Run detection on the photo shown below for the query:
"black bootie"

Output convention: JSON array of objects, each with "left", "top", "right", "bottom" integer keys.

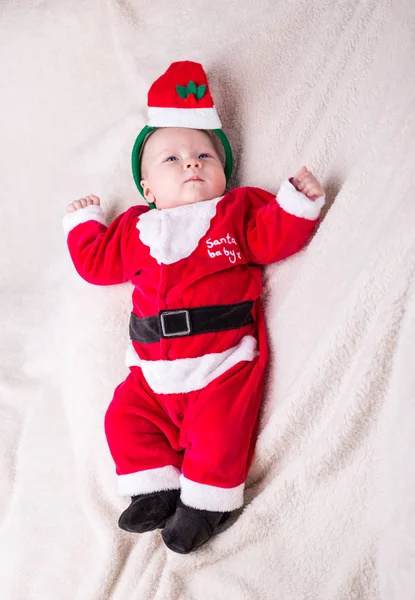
[
  {"left": 118, "top": 489, "right": 180, "bottom": 533},
  {"left": 161, "top": 499, "right": 230, "bottom": 553}
]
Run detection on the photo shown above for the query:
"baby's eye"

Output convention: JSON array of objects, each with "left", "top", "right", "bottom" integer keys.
[
  {"left": 165, "top": 156, "right": 177, "bottom": 162},
  {"left": 198, "top": 153, "right": 210, "bottom": 159}
]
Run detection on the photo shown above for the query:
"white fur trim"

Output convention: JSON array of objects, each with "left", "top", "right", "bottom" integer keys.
[
  {"left": 136, "top": 196, "right": 223, "bottom": 264},
  {"left": 62, "top": 205, "right": 107, "bottom": 236},
  {"left": 147, "top": 106, "right": 222, "bottom": 129},
  {"left": 180, "top": 475, "right": 245, "bottom": 511},
  {"left": 276, "top": 179, "right": 325, "bottom": 220},
  {"left": 118, "top": 465, "right": 181, "bottom": 497},
  {"left": 126, "top": 335, "right": 258, "bottom": 394}
]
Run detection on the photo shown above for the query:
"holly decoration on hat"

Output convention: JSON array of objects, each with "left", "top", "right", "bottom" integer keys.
[{"left": 176, "top": 81, "right": 207, "bottom": 107}]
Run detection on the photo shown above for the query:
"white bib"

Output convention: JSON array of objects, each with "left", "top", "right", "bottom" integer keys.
[{"left": 136, "top": 196, "right": 223, "bottom": 264}]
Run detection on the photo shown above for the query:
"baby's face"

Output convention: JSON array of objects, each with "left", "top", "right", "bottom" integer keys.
[{"left": 140, "top": 128, "right": 227, "bottom": 209}]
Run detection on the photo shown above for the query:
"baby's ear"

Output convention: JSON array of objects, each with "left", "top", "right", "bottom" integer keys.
[
  {"left": 140, "top": 179, "right": 149, "bottom": 196},
  {"left": 140, "top": 180, "right": 156, "bottom": 205}
]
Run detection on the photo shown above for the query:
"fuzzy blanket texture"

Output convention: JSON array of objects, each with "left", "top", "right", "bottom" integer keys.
[{"left": 0, "top": 1, "right": 414, "bottom": 598}]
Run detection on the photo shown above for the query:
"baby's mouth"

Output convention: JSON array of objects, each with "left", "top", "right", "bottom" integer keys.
[{"left": 185, "top": 176, "right": 204, "bottom": 183}]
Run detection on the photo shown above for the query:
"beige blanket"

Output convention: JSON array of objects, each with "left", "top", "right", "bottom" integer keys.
[{"left": 1, "top": 0, "right": 414, "bottom": 598}]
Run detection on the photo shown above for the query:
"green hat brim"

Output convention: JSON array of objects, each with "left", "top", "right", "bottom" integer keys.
[{"left": 131, "top": 126, "right": 234, "bottom": 209}]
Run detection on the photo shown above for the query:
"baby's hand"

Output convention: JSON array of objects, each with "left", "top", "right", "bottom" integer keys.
[
  {"left": 66, "top": 194, "right": 100, "bottom": 213},
  {"left": 290, "top": 167, "right": 324, "bottom": 200}
]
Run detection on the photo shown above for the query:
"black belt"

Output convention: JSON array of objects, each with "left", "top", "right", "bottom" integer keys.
[{"left": 129, "top": 301, "right": 254, "bottom": 343}]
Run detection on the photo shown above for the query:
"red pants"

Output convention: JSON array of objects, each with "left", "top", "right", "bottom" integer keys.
[{"left": 104, "top": 355, "right": 265, "bottom": 511}]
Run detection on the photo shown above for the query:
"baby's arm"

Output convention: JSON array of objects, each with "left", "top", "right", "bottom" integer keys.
[
  {"left": 62, "top": 194, "right": 139, "bottom": 286},
  {"left": 241, "top": 167, "right": 325, "bottom": 265}
]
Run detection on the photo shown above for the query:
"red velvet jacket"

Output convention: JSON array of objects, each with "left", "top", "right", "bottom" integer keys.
[{"left": 63, "top": 181, "right": 324, "bottom": 380}]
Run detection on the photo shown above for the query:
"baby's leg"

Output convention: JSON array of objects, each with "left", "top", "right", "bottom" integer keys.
[
  {"left": 162, "top": 354, "right": 266, "bottom": 552},
  {"left": 105, "top": 367, "right": 183, "bottom": 532}
]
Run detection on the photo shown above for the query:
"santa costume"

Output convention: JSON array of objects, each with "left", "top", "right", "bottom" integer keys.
[{"left": 62, "top": 61, "right": 325, "bottom": 553}]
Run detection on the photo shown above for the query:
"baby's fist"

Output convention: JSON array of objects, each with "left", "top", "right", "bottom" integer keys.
[
  {"left": 66, "top": 194, "right": 100, "bottom": 213},
  {"left": 291, "top": 167, "right": 324, "bottom": 200}
]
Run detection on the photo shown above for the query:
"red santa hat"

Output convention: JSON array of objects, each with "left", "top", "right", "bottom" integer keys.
[{"left": 131, "top": 61, "right": 233, "bottom": 205}]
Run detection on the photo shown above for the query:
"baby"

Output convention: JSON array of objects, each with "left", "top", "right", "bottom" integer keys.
[{"left": 63, "top": 61, "right": 325, "bottom": 554}]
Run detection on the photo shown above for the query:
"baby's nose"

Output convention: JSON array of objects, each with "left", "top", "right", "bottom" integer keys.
[{"left": 185, "top": 158, "right": 201, "bottom": 169}]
